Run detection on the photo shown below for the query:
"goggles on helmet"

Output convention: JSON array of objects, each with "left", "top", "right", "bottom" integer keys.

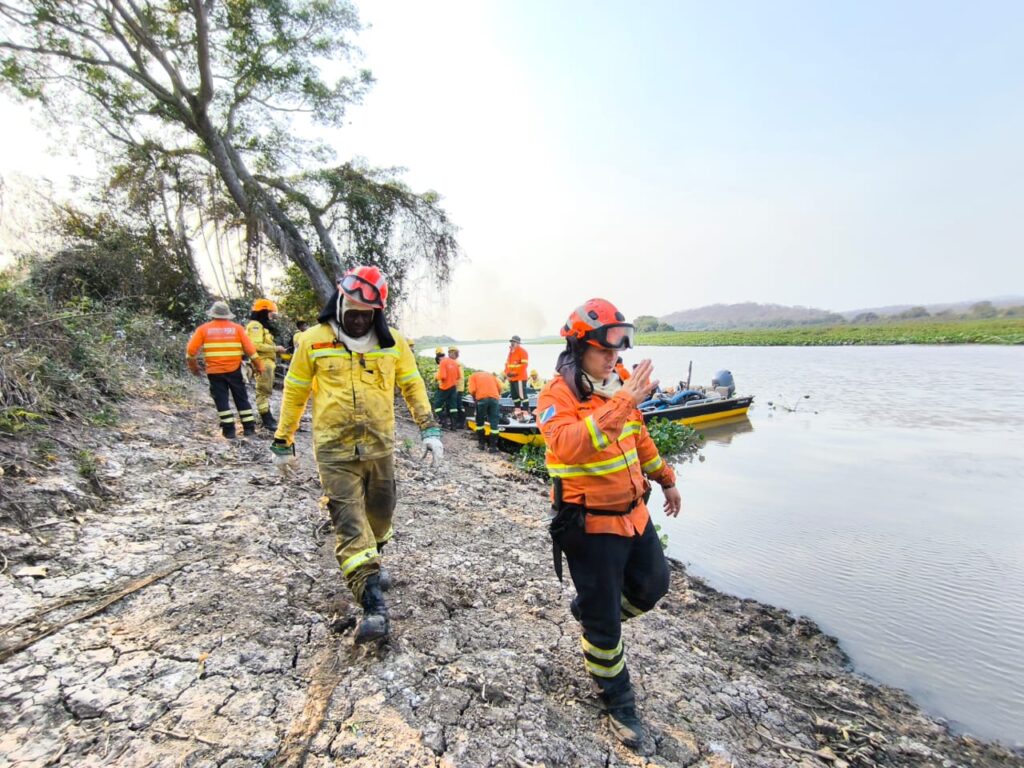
[
  {"left": 583, "top": 323, "right": 634, "bottom": 350},
  {"left": 339, "top": 274, "right": 383, "bottom": 308}
]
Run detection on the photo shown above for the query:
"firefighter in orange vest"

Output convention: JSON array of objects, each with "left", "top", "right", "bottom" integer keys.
[
  {"left": 537, "top": 298, "right": 681, "bottom": 750},
  {"left": 505, "top": 334, "right": 529, "bottom": 409},
  {"left": 433, "top": 347, "right": 462, "bottom": 429},
  {"left": 467, "top": 369, "right": 503, "bottom": 451},
  {"left": 186, "top": 301, "right": 264, "bottom": 438}
]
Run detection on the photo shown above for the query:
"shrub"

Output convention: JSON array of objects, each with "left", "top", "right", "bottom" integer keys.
[
  {"left": 513, "top": 442, "right": 548, "bottom": 478},
  {"left": 646, "top": 417, "right": 703, "bottom": 458}
]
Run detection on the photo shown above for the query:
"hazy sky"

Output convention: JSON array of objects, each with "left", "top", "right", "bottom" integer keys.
[{"left": 3, "top": 1, "right": 1024, "bottom": 338}]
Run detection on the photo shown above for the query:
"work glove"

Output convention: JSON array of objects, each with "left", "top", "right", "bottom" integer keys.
[
  {"left": 270, "top": 439, "right": 296, "bottom": 476},
  {"left": 421, "top": 426, "right": 444, "bottom": 466}
]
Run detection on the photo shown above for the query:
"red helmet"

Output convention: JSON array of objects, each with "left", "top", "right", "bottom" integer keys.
[
  {"left": 338, "top": 265, "right": 388, "bottom": 309},
  {"left": 560, "top": 298, "right": 634, "bottom": 350}
]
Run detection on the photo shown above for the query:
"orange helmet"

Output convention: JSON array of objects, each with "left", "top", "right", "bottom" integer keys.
[
  {"left": 252, "top": 298, "right": 278, "bottom": 312},
  {"left": 560, "top": 298, "right": 634, "bottom": 350},
  {"left": 339, "top": 265, "right": 388, "bottom": 309}
]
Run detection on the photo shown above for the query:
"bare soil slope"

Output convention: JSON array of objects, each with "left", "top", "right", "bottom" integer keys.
[{"left": 1, "top": 381, "right": 1021, "bottom": 767}]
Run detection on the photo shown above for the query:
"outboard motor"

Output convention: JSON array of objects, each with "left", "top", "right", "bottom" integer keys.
[{"left": 712, "top": 370, "right": 735, "bottom": 398}]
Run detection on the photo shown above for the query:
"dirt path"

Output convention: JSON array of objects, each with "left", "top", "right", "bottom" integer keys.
[{"left": 1, "top": 381, "right": 1021, "bottom": 768}]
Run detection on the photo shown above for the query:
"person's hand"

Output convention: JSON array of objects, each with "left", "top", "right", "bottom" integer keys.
[
  {"left": 276, "top": 345, "right": 287, "bottom": 354},
  {"left": 253, "top": 360, "right": 265, "bottom": 375},
  {"left": 621, "top": 359, "right": 659, "bottom": 406},
  {"left": 421, "top": 426, "right": 444, "bottom": 466},
  {"left": 662, "top": 485, "right": 682, "bottom": 517},
  {"left": 270, "top": 439, "right": 296, "bottom": 476}
]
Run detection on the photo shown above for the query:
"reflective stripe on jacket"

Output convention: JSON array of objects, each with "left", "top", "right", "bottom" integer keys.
[
  {"left": 537, "top": 375, "right": 676, "bottom": 537},
  {"left": 505, "top": 346, "right": 529, "bottom": 382},
  {"left": 467, "top": 371, "right": 501, "bottom": 401},
  {"left": 246, "top": 320, "right": 277, "bottom": 362},
  {"left": 274, "top": 323, "right": 434, "bottom": 461},
  {"left": 186, "top": 320, "right": 258, "bottom": 375}
]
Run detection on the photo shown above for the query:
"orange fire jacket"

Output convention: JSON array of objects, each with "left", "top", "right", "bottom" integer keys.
[
  {"left": 468, "top": 371, "right": 502, "bottom": 401},
  {"left": 435, "top": 356, "right": 461, "bottom": 390},
  {"left": 615, "top": 363, "right": 631, "bottom": 381},
  {"left": 186, "top": 320, "right": 262, "bottom": 375},
  {"left": 505, "top": 346, "right": 529, "bottom": 382},
  {"left": 537, "top": 376, "right": 676, "bottom": 537}
]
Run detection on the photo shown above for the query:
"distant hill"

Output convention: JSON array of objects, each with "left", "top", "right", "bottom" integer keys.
[
  {"left": 659, "top": 302, "right": 845, "bottom": 331},
  {"left": 415, "top": 335, "right": 459, "bottom": 348},
  {"left": 840, "top": 296, "right": 1024, "bottom": 320}
]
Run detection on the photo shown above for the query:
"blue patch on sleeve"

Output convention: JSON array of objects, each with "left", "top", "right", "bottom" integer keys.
[{"left": 538, "top": 405, "right": 556, "bottom": 425}]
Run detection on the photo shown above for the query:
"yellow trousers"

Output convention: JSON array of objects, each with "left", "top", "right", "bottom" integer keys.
[
  {"left": 318, "top": 454, "right": 396, "bottom": 600},
  {"left": 254, "top": 360, "right": 276, "bottom": 414}
]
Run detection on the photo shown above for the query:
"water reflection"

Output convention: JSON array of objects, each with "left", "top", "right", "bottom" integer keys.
[{"left": 697, "top": 415, "right": 755, "bottom": 446}]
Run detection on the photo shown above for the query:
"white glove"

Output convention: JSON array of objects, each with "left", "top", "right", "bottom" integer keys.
[
  {"left": 270, "top": 441, "right": 297, "bottom": 476},
  {"left": 423, "top": 437, "right": 444, "bottom": 465}
]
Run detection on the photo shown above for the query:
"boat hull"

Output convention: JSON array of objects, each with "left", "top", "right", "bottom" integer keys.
[{"left": 462, "top": 394, "right": 754, "bottom": 447}]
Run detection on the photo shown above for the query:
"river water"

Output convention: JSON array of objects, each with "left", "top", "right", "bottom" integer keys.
[{"left": 444, "top": 342, "right": 1024, "bottom": 746}]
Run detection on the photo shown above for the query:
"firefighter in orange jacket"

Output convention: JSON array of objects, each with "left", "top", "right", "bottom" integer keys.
[
  {"left": 615, "top": 356, "right": 631, "bottom": 382},
  {"left": 536, "top": 298, "right": 681, "bottom": 750},
  {"left": 504, "top": 335, "right": 529, "bottom": 409},
  {"left": 186, "top": 301, "right": 264, "bottom": 438},
  {"left": 467, "top": 370, "right": 503, "bottom": 451},
  {"left": 433, "top": 347, "right": 462, "bottom": 429}
]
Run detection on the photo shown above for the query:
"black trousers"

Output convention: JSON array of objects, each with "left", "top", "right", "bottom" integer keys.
[
  {"left": 208, "top": 368, "right": 256, "bottom": 430},
  {"left": 560, "top": 517, "right": 669, "bottom": 686},
  {"left": 510, "top": 379, "right": 528, "bottom": 407}
]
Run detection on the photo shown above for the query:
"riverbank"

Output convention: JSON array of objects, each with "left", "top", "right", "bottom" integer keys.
[
  {"left": 634, "top": 317, "right": 1024, "bottom": 346},
  {"left": 1, "top": 381, "right": 1021, "bottom": 767}
]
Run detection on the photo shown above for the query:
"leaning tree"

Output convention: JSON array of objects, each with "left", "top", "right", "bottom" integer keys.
[{"left": 0, "top": 0, "right": 458, "bottom": 307}]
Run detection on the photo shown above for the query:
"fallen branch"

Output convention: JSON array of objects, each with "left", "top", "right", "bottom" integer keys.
[
  {"left": 755, "top": 726, "right": 834, "bottom": 762},
  {"left": 0, "top": 554, "right": 208, "bottom": 662},
  {"left": 0, "top": 550, "right": 7, "bottom": 575}
]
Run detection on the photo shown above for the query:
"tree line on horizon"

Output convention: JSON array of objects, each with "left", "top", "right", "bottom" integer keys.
[{"left": 636, "top": 300, "right": 1024, "bottom": 333}]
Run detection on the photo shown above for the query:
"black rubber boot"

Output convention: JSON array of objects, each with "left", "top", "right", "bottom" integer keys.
[
  {"left": 354, "top": 574, "right": 389, "bottom": 644},
  {"left": 477, "top": 429, "right": 488, "bottom": 450},
  {"left": 221, "top": 423, "right": 237, "bottom": 439},
  {"left": 488, "top": 433, "right": 501, "bottom": 453},
  {"left": 598, "top": 674, "right": 644, "bottom": 749},
  {"left": 242, "top": 421, "right": 256, "bottom": 437},
  {"left": 570, "top": 595, "right": 581, "bottom": 622},
  {"left": 260, "top": 410, "right": 278, "bottom": 431}
]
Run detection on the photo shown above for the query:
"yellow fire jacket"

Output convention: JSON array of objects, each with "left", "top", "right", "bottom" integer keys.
[
  {"left": 274, "top": 323, "right": 434, "bottom": 461},
  {"left": 246, "top": 320, "right": 278, "bottom": 362}
]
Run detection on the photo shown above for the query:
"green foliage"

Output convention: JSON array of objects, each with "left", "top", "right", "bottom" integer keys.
[
  {"left": 513, "top": 443, "right": 548, "bottom": 478},
  {"left": 970, "top": 301, "right": 998, "bottom": 319},
  {"left": 275, "top": 263, "right": 323, "bottom": 324},
  {"left": 633, "top": 315, "right": 674, "bottom": 332},
  {"left": 29, "top": 208, "right": 208, "bottom": 327},
  {"left": 637, "top": 317, "right": 1024, "bottom": 346},
  {"left": 0, "top": 274, "right": 188, "bottom": 434},
  {"left": 0, "top": 0, "right": 459, "bottom": 311},
  {"left": 646, "top": 418, "right": 703, "bottom": 458},
  {"left": 654, "top": 523, "right": 669, "bottom": 550},
  {"left": 74, "top": 449, "right": 98, "bottom": 481}
]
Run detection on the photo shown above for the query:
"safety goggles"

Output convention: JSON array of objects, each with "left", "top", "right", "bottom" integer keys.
[
  {"left": 584, "top": 323, "right": 634, "bottom": 350},
  {"left": 339, "top": 274, "right": 384, "bottom": 308}
]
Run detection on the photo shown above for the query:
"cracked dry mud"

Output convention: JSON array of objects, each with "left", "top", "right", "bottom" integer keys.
[{"left": 1, "top": 381, "right": 1022, "bottom": 768}]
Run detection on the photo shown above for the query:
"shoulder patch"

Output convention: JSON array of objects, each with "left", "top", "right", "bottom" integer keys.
[
  {"left": 538, "top": 405, "right": 556, "bottom": 425},
  {"left": 310, "top": 341, "right": 343, "bottom": 350}
]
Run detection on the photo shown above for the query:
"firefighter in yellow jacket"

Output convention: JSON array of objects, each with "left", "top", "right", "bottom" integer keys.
[
  {"left": 271, "top": 266, "right": 443, "bottom": 643},
  {"left": 246, "top": 298, "right": 286, "bottom": 430}
]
